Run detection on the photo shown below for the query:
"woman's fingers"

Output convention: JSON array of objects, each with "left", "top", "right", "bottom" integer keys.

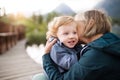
[
  {"left": 48, "top": 38, "right": 57, "bottom": 46},
  {"left": 44, "top": 38, "right": 57, "bottom": 54}
]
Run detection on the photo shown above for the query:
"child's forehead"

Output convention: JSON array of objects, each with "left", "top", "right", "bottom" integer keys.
[
  {"left": 58, "top": 24, "right": 77, "bottom": 31},
  {"left": 59, "top": 22, "right": 77, "bottom": 28}
]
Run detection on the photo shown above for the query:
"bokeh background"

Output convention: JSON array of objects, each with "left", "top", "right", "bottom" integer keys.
[{"left": 0, "top": 0, "right": 120, "bottom": 80}]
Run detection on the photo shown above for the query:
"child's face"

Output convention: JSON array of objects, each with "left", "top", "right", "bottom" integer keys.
[{"left": 57, "top": 23, "right": 78, "bottom": 48}]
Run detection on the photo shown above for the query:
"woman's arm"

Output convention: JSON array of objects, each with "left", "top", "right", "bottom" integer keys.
[
  {"left": 42, "top": 54, "right": 84, "bottom": 80},
  {"left": 43, "top": 44, "right": 105, "bottom": 80},
  {"left": 43, "top": 54, "right": 63, "bottom": 80}
]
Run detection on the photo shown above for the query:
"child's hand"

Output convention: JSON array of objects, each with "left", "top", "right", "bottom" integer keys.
[{"left": 44, "top": 38, "right": 57, "bottom": 54}]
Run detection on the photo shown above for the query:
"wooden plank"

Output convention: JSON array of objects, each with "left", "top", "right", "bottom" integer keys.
[{"left": 0, "top": 40, "right": 43, "bottom": 80}]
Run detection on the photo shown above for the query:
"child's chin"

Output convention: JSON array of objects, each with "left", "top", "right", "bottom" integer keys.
[{"left": 68, "top": 46, "right": 74, "bottom": 48}]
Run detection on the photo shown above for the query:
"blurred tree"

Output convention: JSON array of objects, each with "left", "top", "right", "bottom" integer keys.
[
  {"left": 38, "top": 15, "right": 43, "bottom": 24},
  {"left": 45, "top": 11, "right": 59, "bottom": 23}
]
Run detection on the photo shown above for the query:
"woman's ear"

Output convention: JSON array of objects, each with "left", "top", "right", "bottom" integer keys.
[
  {"left": 88, "top": 18, "right": 95, "bottom": 27},
  {"left": 85, "top": 18, "right": 95, "bottom": 30},
  {"left": 83, "top": 18, "right": 95, "bottom": 37}
]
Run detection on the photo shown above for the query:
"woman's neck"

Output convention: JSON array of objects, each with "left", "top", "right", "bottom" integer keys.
[{"left": 85, "top": 34, "right": 103, "bottom": 44}]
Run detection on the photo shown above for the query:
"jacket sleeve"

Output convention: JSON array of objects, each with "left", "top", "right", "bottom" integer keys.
[{"left": 42, "top": 54, "right": 88, "bottom": 80}]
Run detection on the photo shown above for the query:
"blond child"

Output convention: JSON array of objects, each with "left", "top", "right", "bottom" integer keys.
[{"left": 46, "top": 16, "right": 82, "bottom": 73}]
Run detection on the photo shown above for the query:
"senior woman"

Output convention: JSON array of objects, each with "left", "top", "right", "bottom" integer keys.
[{"left": 33, "top": 9, "right": 120, "bottom": 80}]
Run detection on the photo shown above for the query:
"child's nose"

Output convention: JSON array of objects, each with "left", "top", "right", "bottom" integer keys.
[{"left": 69, "top": 34, "right": 75, "bottom": 38}]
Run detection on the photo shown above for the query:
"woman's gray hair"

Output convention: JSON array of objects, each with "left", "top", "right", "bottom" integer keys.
[{"left": 74, "top": 9, "right": 112, "bottom": 38}]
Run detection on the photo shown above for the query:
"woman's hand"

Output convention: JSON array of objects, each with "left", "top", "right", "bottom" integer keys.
[{"left": 44, "top": 38, "right": 57, "bottom": 54}]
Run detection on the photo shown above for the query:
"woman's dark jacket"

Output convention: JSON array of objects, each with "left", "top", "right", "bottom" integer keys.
[{"left": 42, "top": 32, "right": 120, "bottom": 80}]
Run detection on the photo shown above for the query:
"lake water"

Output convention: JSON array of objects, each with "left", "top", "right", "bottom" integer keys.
[{"left": 26, "top": 44, "right": 45, "bottom": 65}]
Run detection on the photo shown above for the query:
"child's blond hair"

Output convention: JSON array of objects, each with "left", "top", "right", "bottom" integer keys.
[
  {"left": 46, "top": 16, "right": 77, "bottom": 39},
  {"left": 75, "top": 9, "right": 112, "bottom": 38}
]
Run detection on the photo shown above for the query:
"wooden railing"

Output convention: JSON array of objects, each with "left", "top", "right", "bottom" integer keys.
[
  {"left": 0, "top": 20, "right": 25, "bottom": 54},
  {"left": 0, "top": 32, "right": 18, "bottom": 54}
]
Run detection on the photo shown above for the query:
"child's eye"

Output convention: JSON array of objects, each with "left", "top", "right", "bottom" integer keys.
[
  {"left": 73, "top": 32, "right": 77, "bottom": 34},
  {"left": 63, "top": 33, "right": 68, "bottom": 35}
]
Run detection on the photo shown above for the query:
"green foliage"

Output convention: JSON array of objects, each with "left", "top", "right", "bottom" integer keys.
[
  {"left": 25, "top": 20, "right": 47, "bottom": 46},
  {"left": 111, "top": 17, "right": 120, "bottom": 26},
  {"left": 111, "top": 17, "right": 120, "bottom": 36},
  {"left": 38, "top": 15, "right": 43, "bottom": 24},
  {"left": 31, "top": 14, "right": 43, "bottom": 24},
  {"left": 24, "top": 19, "right": 37, "bottom": 33},
  {"left": 46, "top": 11, "right": 59, "bottom": 23},
  {"left": 25, "top": 30, "right": 46, "bottom": 47},
  {"left": 25, "top": 12, "right": 59, "bottom": 46},
  {"left": 39, "top": 22, "right": 47, "bottom": 31},
  {"left": 0, "top": 16, "right": 10, "bottom": 24}
]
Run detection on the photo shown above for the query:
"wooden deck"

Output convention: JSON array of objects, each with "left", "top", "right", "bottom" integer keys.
[{"left": 0, "top": 40, "right": 43, "bottom": 80}]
